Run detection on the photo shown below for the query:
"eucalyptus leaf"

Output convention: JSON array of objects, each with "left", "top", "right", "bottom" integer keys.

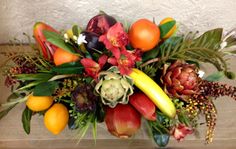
[
  {"left": 33, "top": 81, "right": 59, "bottom": 96},
  {"left": 52, "top": 62, "right": 84, "bottom": 74},
  {"left": 205, "top": 71, "right": 225, "bottom": 82},
  {"left": 150, "top": 113, "right": 170, "bottom": 147},
  {"left": 68, "top": 117, "right": 79, "bottom": 130},
  {"left": 0, "top": 104, "right": 17, "bottom": 120},
  {"left": 22, "top": 106, "right": 32, "bottom": 134},
  {"left": 43, "top": 30, "right": 78, "bottom": 55},
  {"left": 152, "top": 132, "right": 170, "bottom": 147}
]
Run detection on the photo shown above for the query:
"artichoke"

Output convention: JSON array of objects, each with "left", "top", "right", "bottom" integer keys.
[
  {"left": 95, "top": 66, "right": 134, "bottom": 108},
  {"left": 162, "top": 60, "right": 199, "bottom": 101},
  {"left": 71, "top": 83, "right": 98, "bottom": 112}
]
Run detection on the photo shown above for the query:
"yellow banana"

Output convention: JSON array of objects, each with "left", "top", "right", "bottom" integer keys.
[{"left": 129, "top": 68, "right": 176, "bottom": 118}]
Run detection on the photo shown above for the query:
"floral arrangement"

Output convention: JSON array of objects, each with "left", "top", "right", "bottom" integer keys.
[{"left": 0, "top": 12, "right": 236, "bottom": 147}]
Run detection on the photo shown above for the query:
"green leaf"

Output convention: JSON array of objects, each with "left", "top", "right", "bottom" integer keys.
[
  {"left": 7, "top": 92, "right": 22, "bottom": 102},
  {"left": 149, "top": 113, "right": 170, "bottom": 147},
  {"left": 142, "top": 48, "right": 159, "bottom": 62},
  {"left": 158, "top": 36, "right": 184, "bottom": 58},
  {"left": 92, "top": 117, "right": 97, "bottom": 144},
  {"left": 52, "top": 62, "right": 84, "bottom": 74},
  {"left": 72, "top": 25, "right": 79, "bottom": 37},
  {"left": 225, "top": 30, "right": 236, "bottom": 47},
  {"left": 21, "top": 106, "right": 32, "bottom": 134},
  {"left": 15, "top": 73, "right": 54, "bottom": 81},
  {"left": 1, "top": 96, "right": 28, "bottom": 108},
  {"left": 226, "top": 50, "right": 236, "bottom": 55},
  {"left": 0, "top": 104, "right": 17, "bottom": 120},
  {"left": 224, "top": 71, "right": 235, "bottom": 80},
  {"left": 159, "top": 20, "right": 176, "bottom": 38},
  {"left": 33, "top": 81, "right": 59, "bottom": 96},
  {"left": 43, "top": 30, "right": 78, "bottom": 55},
  {"left": 205, "top": 71, "right": 225, "bottom": 82},
  {"left": 153, "top": 36, "right": 183, "bottom": 67},
  {"left": 16, "top": 80, "right": 45, "bottom": 91},
  {"left": 178, "top": 111, "right": 190, "bottom": 126},
  {"left": 84, "top": 77, "right": 93, "bottom": 84},
  {"left": 191, "top": 28, "right": 223, "bottom": 50}
]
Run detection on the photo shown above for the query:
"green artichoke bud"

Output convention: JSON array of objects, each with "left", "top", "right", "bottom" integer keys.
[{"left": 95, "top": 66, "right": 134, "bottom": 108}]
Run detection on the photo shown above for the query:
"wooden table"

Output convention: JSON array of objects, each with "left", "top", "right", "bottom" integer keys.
[{"left": 1, "top": 45, "right": 236, "bottom": 149}]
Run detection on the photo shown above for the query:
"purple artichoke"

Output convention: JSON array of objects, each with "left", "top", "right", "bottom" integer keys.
[{"left": 71, "top": 84, "right": 98, "bottom": 112}]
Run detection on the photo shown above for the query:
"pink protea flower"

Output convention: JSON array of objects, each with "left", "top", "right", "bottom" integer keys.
[
  {"left": 162, "top": 60, "right": 199, "bottom": 101},
  {"left": 80, "top": 55, "right": 108, "bottom": 79},
  {"left": 172, "top": 124, "right": 193, "bottom": 141}
]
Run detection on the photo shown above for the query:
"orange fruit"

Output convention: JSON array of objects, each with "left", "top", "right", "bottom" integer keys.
[
  {"left": 26, "top": 95, "right": 53, "bottom": 112},
  {"left": 44, "top": 103, "right": 69, "bottom": 135},
  {"left": 128, "top": 19, "right": 160, "bottom": 52},
  {"left": 159, "top": 17, "right": 177, "bottom": 39},
  {"left": 53, "top": 48, "right": 79, "bottom": 66}
]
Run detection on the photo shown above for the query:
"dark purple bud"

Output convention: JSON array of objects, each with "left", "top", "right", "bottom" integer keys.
[
  {"left": 71, "top": 84, "right": 98, "bottom": 113},
  {"left": 81, "top": 31, "right": 105, "bottom": 52}
]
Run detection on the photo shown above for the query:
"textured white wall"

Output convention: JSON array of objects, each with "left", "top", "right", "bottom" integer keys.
[{"left": 0, "top": 0, "right": 236, "bottom": 43}]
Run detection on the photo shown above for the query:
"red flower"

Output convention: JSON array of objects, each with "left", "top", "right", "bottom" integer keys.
[
  {"left": 80, "top": 55, "right": 108, "bottom": 79},
  {"left": 99, "top": 22, "right": 129, "bottom": 59},
  {"left": 172, "top": 124, "right": 193, "bottom": 141},
  {"left": 108, "top": 49, "right": 141, "bottom": 75},
  {"left": 99, "top": 22, "right": 141, "bottom": 75}
]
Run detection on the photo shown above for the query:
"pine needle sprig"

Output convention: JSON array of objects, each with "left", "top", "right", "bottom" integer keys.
[{"left": 140, "top": 64, "right": 158, "bottom": 78}]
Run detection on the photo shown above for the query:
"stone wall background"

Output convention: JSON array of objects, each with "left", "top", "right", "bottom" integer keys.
[{"left": 0, "top": 0, "right": 236, "bottom": 43}]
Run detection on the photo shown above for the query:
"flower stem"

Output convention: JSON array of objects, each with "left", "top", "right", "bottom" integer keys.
[{"left": 140, "top": 58, "right": 160, "bottom": 67}]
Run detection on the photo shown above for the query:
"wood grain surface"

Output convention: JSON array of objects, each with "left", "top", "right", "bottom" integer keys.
[{"left": 0, "top": 45, "right": 236, "bottom": 149}]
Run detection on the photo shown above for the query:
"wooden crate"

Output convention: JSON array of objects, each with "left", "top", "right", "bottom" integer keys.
[{"left": 1, "top": 45, "right": 236, "bottom": 149}]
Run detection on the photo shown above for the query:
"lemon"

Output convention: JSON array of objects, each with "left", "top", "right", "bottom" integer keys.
[
  {"left": 26, "top": 95, "right": 53, "bottom": 112},
  {"left": 44, "top": 103, "right": 69, "bottom": 135},
  {"left": 159, "top": 17, "right": 177, "bottom": 39}
]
